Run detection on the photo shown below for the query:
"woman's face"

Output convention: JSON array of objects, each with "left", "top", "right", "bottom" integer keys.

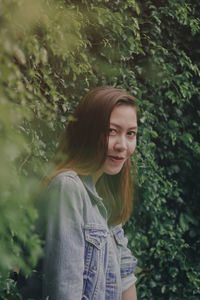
[{"left": 93, "top": 104, "right": 137, "bottom": 182}]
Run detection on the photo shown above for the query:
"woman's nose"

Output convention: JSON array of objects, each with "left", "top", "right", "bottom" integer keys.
[{"left": 114, "top": 136, "right": 127, "bottom": 152}]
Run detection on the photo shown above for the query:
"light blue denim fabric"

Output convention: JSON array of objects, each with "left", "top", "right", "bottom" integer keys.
[{"left": 43, "top": 171, "right": 137, "bottom": 300}]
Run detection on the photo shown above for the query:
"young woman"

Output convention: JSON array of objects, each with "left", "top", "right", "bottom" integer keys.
[{"left": 43, "top": 86, "right": 138, "bottom": 300}]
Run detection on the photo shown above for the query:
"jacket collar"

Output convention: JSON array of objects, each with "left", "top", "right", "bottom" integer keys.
[
  {"left": 79, "top": 174, "right": 103, "bottom": 203},
  {"left": 79, "top": 174, "right": 110, "bottom": 220}
]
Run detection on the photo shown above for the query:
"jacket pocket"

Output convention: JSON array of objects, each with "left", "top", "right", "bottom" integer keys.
[
  {"left": 112, "top": 225, "right": 137, "bottom": 279},
  {"left": 85, "top": 223, "right": 107, "bottom": 249},
  {"left": 82, "top": 224, "right": 107, "bottom": 300},
  {"left": 112, "top": 225, "right": 126, "bottom": 246}
]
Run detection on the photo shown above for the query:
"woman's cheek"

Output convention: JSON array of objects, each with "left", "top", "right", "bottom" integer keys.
[{"left": 128, "top": 139, "right": 136, "bottom": 155}]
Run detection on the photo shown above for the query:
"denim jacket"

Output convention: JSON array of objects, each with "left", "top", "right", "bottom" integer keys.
[{"left": 43, "top": 171, "right": 137, "bottom": 300}]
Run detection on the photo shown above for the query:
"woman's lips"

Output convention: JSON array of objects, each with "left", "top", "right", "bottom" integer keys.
[{"left": 107, "top": 155, "right": 125, "bottom": 163}]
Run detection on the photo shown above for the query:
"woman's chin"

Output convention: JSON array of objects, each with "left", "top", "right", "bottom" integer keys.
[{"left": 104, "top": 166, "right": 123, "bottom": 175}]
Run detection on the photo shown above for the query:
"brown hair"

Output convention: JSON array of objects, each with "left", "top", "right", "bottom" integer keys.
[{"left": 50, "top": 86, "right": 137, "bottom": 225}]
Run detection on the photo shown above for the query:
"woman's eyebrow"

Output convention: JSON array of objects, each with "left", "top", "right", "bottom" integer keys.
[{"left": 110, "top": 122, "right": 138, "bottom": 130}]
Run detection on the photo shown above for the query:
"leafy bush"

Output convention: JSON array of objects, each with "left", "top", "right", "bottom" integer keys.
[{"left": 0, "top": 0, "right": 199, "bottom": 299}]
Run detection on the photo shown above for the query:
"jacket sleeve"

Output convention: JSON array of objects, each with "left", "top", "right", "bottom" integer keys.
[
  {"left": 43, "top": 174, "right": 85, "bottom": 300},
  {"left": 113, "top": 224, "right": 137, "bottom": 292}
]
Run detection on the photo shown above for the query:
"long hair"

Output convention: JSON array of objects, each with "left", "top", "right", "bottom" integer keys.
[{"left": 50, "top": 86, "right": 137, "bottom": 225}]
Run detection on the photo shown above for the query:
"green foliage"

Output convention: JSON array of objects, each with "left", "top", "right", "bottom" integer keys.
[{"left": 0, "top": 0, "right": 199, "bottom": 299}]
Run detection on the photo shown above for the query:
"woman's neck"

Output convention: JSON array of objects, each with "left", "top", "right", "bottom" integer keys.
[{"left": 91, "top": 170, "right": 103, "bottom": 185}]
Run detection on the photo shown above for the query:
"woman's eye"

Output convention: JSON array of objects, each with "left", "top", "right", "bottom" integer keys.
[
  {"left": 109, "top": 128, "right": 117, "bottom": 136},
  {"left": 127, "top": 131, "right": 136, "bottom": 137}
]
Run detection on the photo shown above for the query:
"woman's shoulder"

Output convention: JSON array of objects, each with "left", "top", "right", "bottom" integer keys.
[
  {"left": 48, "top": 170, "right": 79, "bottom": 185},
  {"left": 47, "top": 170, "right": 85, "bottom": 194}
]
